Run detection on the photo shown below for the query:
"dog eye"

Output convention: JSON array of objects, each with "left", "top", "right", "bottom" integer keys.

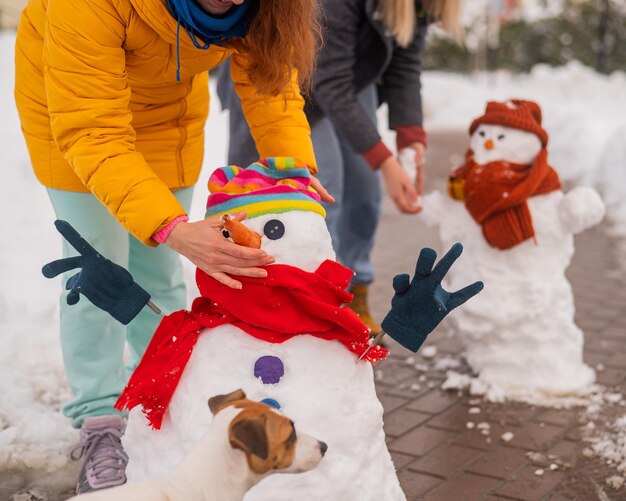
[
  {"left": 497, "top": 134, "right": 505, "bottom": 140},
  {"left": 264, "top": 220, "right": 285, "bottom": 240}
]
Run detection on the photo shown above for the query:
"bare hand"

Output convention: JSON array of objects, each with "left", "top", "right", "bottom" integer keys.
[
  {"left": 310, "top": 176, "right": 335, "bottom": 203},
  {"left": 381, "top": 157, "right": 422, "bottom": 214},
  {"left": 164, "top": 213, "right": 274, "bottom": 289}
]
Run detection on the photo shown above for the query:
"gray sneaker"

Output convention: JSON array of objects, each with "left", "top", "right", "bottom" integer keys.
[{"left": 70, "top": 415, "right": 129, "bottom": 494}]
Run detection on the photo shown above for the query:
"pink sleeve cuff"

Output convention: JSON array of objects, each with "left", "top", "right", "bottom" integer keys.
[
  {"left": 362, "top": 141, "right": 393, "bottom": 170},
  {"left": 395, "top": 125, "right": 428, "bottom": 151},
  {"left": 152, "top": 215, "right": 189, "bottom": 244}
]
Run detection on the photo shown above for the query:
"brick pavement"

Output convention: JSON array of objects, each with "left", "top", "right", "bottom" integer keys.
[{"left": 369, "top": 131, "right": 626, "bottom": 500}]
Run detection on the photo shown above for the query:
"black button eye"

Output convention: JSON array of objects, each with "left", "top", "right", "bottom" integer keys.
[
  {"left": 264, "top": 219, "right": 285, "bottom": 240},
  {"left": 479, "top": 130, "right": 486, "bottom": 137},
  {"left": 498, "top": 134, "right": 505, "bottom": 140}
]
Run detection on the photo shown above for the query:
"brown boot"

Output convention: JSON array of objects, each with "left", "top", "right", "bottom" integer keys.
[{"left": 348, "top": 285, "right": 383, "bottom": 336}]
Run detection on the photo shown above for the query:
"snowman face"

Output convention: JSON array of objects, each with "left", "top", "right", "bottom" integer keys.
[
  {"left": 470, "top": 124, "right": 542, "bottom": 166},
  {"left": 241, "top": 211, "right": 336, "bottom": 272}
]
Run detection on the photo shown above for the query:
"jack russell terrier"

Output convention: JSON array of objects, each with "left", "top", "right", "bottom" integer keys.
[{"left": 70, "top": 389, "right": 327, "bottom": 501}]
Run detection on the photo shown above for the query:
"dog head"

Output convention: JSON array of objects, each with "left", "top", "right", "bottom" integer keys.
[{"left": 208, "top": 389, "right": 327, "bottom": 475}]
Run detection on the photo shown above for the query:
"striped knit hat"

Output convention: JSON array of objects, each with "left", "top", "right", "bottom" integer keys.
[
  {"left": 205, "top": 157, "right": 326, "bottom": 219},
  {"left": 470, "top": 100, "right": 548, "bottom": 147}
]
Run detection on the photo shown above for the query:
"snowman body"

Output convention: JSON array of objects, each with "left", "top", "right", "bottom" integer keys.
[
  {"left": 422, "top": 124, "right": 605, "bottom": 401},
  {"left": 123, "top": 211, "right": 405, "bottom": 500}
]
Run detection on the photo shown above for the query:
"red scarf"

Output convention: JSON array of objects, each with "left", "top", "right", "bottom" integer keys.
[
  {"left": 449, "top": 149, "right": 561, "bottom": 250},
  {"left": 115, "top": 260, "right": 388, "bottom": 429}
]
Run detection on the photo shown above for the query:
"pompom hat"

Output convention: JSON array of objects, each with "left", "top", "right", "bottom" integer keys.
[
  {"left": 205, "top": 157, "right": 326, "bottom": 219},
  {"left": 469, "top": 99, "right": 549, "bottom": 147}
]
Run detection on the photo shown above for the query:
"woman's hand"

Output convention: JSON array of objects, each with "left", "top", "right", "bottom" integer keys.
[
  {"left": 380, "top": 156, "right": 422, "bottom": 214},
  {"left": 164, "top": 212, "right": 274, "bottom": 289},
  {"left": 310, "top": 175, "right": 335, "bottom": 203}
]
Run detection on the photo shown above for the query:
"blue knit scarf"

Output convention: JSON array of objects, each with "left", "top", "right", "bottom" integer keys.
[{"left": 166, "top": 0, "right": 254, "bottom": 81}]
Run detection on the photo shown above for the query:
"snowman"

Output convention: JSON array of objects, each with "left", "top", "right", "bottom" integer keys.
[
  {"left": 108, "top": 157, "right": 481, "bottom": 500},
  {"left": 421, "top": 100, "right": 605, "bottom": 402}
]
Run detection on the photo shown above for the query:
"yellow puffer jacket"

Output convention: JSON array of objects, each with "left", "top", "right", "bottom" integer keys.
[{"left": 14, "top": 0, "right": 316, "bottom": 245}]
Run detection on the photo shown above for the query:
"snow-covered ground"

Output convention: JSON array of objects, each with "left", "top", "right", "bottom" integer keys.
[{"left": 1, "top": 25, "right": 626, "bottom": 496}]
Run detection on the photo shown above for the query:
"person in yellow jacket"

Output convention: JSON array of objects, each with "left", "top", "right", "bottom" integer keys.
[{"left": 14, "top": 0, "right": 327, "bottom": 492}]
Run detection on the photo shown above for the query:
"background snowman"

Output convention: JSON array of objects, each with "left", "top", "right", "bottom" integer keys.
[
  {"left": 421, "top": 100, "right": 605, "bottom": 402},
  {"left": 102, "top": 157, "right": 481, "bottom": 500}
]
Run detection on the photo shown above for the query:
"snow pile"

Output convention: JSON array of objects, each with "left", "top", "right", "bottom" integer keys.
[{"left": 124, "top": 210, "right": 404, "bottom": 500}]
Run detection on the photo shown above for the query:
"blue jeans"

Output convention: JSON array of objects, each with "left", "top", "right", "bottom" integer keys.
[
  {"left": 47, "top": 187, "right": 193, "bottom": 427},
  {"left": 217, "top": 65, "right": 382, "bottom": 285}
]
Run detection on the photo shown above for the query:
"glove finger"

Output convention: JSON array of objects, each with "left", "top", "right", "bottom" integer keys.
[
  {"left": 65, "top": 272, "right": 81, "bottom": 291},
  {"left": 392, "top": 274, "right": 411, "bottom": 294},
  {"left": 448, "top": 281, "right": 484, "bottom": 310},
  {"left": 42, "top": 256, "right": 82, "bottom": 278},
  {"left": 415, "top": 248, "right": 437, "bottom": 276},
  {"left": 55, "top": 220, "right": 98, "bottom": 257},
  {"left": 66, "top": 289, "right": 81, "bottom": 305},
  {"left": 432, "top": 242, "right": 464, "bottom": 283}
]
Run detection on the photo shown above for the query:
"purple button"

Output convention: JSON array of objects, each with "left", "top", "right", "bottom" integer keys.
[{"left": 254, "top": 356, "right": 284, "bottom": 385}]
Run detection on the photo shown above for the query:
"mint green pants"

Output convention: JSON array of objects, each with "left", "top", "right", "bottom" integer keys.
[{"left": 47, "top": 188, "right": 194, "bottom": 428}]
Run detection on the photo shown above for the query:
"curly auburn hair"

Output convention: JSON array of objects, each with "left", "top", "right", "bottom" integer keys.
[{"left": 243, "top": 0, "right": 322, "bottom": 96}]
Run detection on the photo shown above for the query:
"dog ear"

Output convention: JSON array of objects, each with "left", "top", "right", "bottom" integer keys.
[
  {"left": 229, "top": 414, "right": 269, "bottom": 460},
  {"left": 208, "top": 389, "right": 247, "bottom": 415}
]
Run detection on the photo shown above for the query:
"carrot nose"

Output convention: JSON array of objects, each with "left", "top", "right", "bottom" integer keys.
[
  {"left": 222, "top": 215, "right": 262, "bottom": 249},
  {"left": 484, "top": 139, "right": 494, "bottom": 150}
]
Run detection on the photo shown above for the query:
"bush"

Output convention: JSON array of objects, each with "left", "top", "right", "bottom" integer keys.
[{"left": 424, "top": 0, "right": 626, "bottom": 74}]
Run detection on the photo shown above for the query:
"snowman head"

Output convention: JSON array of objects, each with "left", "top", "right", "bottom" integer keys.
[
  {"left": 470, "top": 124, "right": 542, "bottom": 165},
  {"left": 206, "top": 158, "right": 335, "bottom": 272},
  {"left": 469, "top": 100, "right": 548, "bottom": 166}
]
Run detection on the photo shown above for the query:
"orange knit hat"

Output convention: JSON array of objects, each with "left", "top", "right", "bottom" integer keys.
[{"left": 469, "top": 100, "right": 548, "bottom": 147}]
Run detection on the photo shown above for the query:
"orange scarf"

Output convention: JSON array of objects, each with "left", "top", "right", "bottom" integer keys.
[{"left": 449, "top": 149, "right": 561, "bottom": 250}]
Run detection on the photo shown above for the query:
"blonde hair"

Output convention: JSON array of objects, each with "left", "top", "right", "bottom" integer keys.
[{"left": 378, "top": 0, "right": 463, "bottom": 47}]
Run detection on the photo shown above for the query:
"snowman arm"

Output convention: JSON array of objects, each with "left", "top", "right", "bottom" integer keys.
[
  {"left": 558, "top": 186, "right": 606, "bottom": 234},
  {"left": 382, "top": 244, "right": 484, "bottom": 352}
]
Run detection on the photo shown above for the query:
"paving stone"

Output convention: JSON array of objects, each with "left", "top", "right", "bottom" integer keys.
[
  {"left": 421, "top": 473, "right": 502, "bottom": 501},
  {"left": 408, "top": 444, "right": 484, "bottom": 478},
  {"left": 595, "top": 367, "right": 626, "bottom": 386},
  {"left": 396, "top": 470, "right": 441, "bottom": 500},
  {"left": 390, "top": 451, "right": 417, "bottom": 470},
  {"left": 388, "top": 426, "right": 456, "bottom": 457},
  {"left": 425, "top": 403, "right": 469, "bottom": 432},
  {"left": 495, "top": 465, "right": 566, "bottom": 501},
  {"left": 405, "top": 390, "right": 459, "bottom": 414},
  {"left": 466, "top": 446, "right": 529, "bottom": 480},
  {"left": 605, "top": 351, "right": 626, "bottom": 369},
  {"left": 433, "top": 336, "right": 464, "bottom": 354},
  {"left": 378, "top": 394, "right": 409, "bottom": 415},
  {"left": 452, "top": 422, "right": 509, "bottom": 451},
  {"left": 384, "top": 408, "right": 431, "bottom": 437},
  {"left": 532, "top": 409, "right": 578, "bottom": 428},
  {"left": 505, "top": 422, "right": 564, "bottom": 451}
]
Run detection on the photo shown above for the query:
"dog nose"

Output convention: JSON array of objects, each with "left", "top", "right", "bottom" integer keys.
[{"left": 319, "top": 441, "right": 328, "bottom": 456}]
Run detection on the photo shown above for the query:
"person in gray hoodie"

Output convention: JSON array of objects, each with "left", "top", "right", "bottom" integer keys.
[{"left": 217, "top": 0, "right": 462, "bottom": 334}]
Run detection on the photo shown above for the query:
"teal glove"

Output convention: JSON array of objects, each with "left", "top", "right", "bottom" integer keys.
[
  {"left": 381, "top": 243, "right": 483, "bottom": 352},
  {"left": 42, "top": 220, "right": 151, "bottom": 325}
]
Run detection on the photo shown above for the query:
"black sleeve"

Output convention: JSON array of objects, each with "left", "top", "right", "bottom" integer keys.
[
  {"left": 380, "top": 22, "right": 428, "bottom": 129},
  {"left": 312, "top": 0, "right": 383, "bottom": 154}
]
